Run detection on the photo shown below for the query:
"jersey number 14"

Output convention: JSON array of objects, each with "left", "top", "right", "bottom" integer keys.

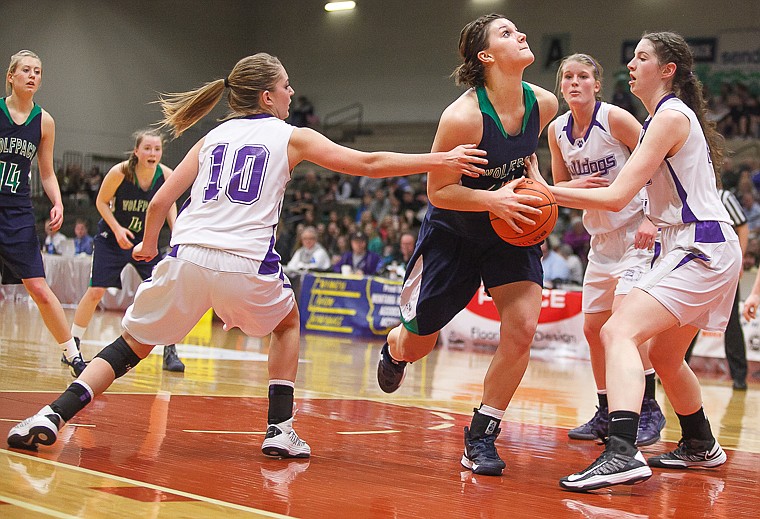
[{"left": 0, "top": 160, "right": 21, "bottom": 193}]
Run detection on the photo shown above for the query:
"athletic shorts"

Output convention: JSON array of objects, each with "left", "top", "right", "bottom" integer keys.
[
  {"left": 0, "top": 206, "right": 45, "bottom": 284},
  {"left": 583, "top": 219, "right": 654, "bottom": 313},
  {"left": 123, "top": 245, "right": 296, "bottom": 345},
  {"left": 91, "top": 234, "right": 160, "bottom": 288},
  {"left": 636, "top": 221, "right": 741, "bottom": 332},
  {"left": 399, "top": 223, "right": 543, "bottom": 336}
]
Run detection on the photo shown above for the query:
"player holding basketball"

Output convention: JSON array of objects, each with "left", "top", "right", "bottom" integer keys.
[
  {"left": 527, "top": 32, "right": 738, "bottom": 491},
  {"left": 548, "top": 53, "right": 666, "bottom": 446},
  {"left": 0, "top": 50, "right": 84, "bottom": 376},
  {"left": 377, "top": 14, "right": 558, "bottom": 476},
  {"left": 8, "top": 52, "right": 487, "bottom": 457},
  {"left": 67, "top": 129, "right": 185, "bottom": 373}
]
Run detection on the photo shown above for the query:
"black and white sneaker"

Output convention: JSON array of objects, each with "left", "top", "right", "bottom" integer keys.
[
  {"left": 560, "top": 436, "right": 652, "bottom": 492},
  {"left": 461, "top": 426, "right": 506, "bottom": 476},
  {"left": 648, "top": 438, "right": 726, "bottom": 469},
  {"left": 7, "top": 405, "right": 63, "bottom": 450},
  {"left": 261, "top": 417, "right": 311, "bottom": 459},
  {"left": 66, "top": 354, "right": 88, "bottom": 378},
  {"left": 61, "top": 337, "right": 87, "bottom": 377},
  {"left": 60, "top": 336, "right": 81, "bottom": 364},
  {"left": 377, "top": 342, "right": 407, "bottom": 393}
]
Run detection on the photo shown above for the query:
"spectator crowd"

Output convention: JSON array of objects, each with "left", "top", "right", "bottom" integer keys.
[
  {"left": 46, "top": 81, "right": 760, "bottom": 287},
  {"left": 275, "top": 168, "right": 423, "bottom": 279}
]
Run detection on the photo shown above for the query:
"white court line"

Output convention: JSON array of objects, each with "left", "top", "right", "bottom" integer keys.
[
  {"left": 0, "top": 495, "right": 78, "bottom": 519},
  {"left": 145, "top": 344, "right": 271, "bottom": 362},
  {"left": 430, "top": 411, "right": 454, "bottom": 421},
  {"left": 336, "top": 430, "right": 401, "bottom": 435},
  {"left": 427, "top": 423, "right": 455, "bottom": 430},
  {"left": 78, "top": 340, "right": 311, "bottom": 363},
  {"left": 1, "top": 449, "right": 295, "bottom": 519},
  {"left": 183, "top": 430, "right": 264, "bottom": 435}
]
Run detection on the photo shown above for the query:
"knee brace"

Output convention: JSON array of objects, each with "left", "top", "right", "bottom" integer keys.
[{"left": 95, "top": 336, "right": 142, "bottom": 378}]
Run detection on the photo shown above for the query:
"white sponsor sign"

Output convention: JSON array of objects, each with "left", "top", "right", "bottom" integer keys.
[
  {"left": 440, "top": 288, "right": 760, "bottom": 364},
  {"left": 715, "top": 30, "right": 760, "bottom": 71}
]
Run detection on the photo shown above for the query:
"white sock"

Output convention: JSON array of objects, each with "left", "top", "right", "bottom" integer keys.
[
  {"left": 478, "top": 404, "right": 505, "bottom": 420},
  {"left": 71, "top": 324, "right": 86, "bottom": 340},
  {"left": 269, "top": 379, "right": 295, "bottom": 389},
  {"left": 60, "top": 338, "right": 78, "bottom": 360}
]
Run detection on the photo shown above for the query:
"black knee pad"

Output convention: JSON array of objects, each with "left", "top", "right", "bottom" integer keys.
[{"left": 95, "top": 336, "right": 142, "bottom": 378}]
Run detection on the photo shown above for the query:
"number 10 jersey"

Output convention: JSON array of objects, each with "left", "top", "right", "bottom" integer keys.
[{"left": 171, "top": 113, "right": 295, "bottom": 262}]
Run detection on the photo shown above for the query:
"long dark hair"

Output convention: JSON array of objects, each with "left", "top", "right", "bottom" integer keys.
[{"left": 642, "top": 31, "right": 724, "bottom": 176}]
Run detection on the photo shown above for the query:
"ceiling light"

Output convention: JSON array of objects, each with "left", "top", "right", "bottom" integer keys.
[{"left": 325, "top": 1, "right": 356, "bottom": 12}]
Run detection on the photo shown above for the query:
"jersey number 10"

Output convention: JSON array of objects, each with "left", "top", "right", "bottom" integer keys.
[{"left": 202, "top": 144, "right": 269, "bottom": 205}]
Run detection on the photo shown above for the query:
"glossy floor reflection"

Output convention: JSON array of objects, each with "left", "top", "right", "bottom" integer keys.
[{"left": 1, "top": 300, "right": 759, "bottom": 518}]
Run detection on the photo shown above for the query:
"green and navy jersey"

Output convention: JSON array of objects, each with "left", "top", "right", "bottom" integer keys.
[
  {"left": 0, "top": 98, "right": 42, "bottom": 208},
  {"left": 423, "top": 82, "right": 541, "bottom": 240},
  {"left": 97, "top": 165, "right": 166, "bottom": 244}
]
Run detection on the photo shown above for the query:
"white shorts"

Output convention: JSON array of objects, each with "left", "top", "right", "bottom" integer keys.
[
  {"left": 582, "top": 220, "right": 653, "bottom": 313},
  {"left": 636, "top": 221, "right": 741, "bottom": 332},
  {"left": 123, "top": 245, "right": 295, "bottom": 345}
]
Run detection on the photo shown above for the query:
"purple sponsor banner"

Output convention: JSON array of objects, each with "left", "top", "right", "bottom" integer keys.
[{"left": 299, "top": 273, "right": 402, "bottom": 337}]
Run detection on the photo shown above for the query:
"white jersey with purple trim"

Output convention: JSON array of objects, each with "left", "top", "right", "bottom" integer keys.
[
  {"left": 170, "top": 114, "right": 294, "bottom": 261},
  {"left": 554, "top": 102, "right": 642, "bottom": 235},
  {"left": 641, "top": 95, "right": 731, "bottom": 228}
]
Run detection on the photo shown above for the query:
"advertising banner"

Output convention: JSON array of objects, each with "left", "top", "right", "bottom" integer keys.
[
  {"left": 438, "top": 287, "right": 588, "bottom": 360},
  {"left": 300, "top": 275, "right": 760, "bottom": 363},
  {"left": 300, "top": 273, "right": 402, "bottom": 338}
]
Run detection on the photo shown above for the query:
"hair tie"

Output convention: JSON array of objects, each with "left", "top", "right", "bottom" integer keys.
[{"left": 224, "top": 77, "right": 230, "bottom": 88}]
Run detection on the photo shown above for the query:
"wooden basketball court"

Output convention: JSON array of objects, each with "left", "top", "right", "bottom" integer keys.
[{"left": 1, "top": 300, "right": 758, "bottom": 518}]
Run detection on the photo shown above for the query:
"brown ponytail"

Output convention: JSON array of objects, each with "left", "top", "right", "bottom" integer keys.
[{"left": 157, "top": 52, "right": 284, "bottom": 138}]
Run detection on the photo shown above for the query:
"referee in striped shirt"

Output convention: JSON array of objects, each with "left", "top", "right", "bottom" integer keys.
[{"left": 687, "top": 189, "right": 749, "bottom": 390}]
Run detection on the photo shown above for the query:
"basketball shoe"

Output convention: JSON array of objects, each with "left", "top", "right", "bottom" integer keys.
[
  {"left": 261, "top": 417, "right": 311, "bottom": 458},
  {"left": 461, "top": 426, "right": 506, "bottom": 476},
  {"left": 636, "top": 397, "right": 666, "bottom": 446},
  {"left": 648, "top": 438, "right": 726, "bottom": 469},
  {"left": 60, "top": 337, "right": 87, "bottom": 377},
  {"left": 560, "top": 436, "right": 652, "bottom": 492},
  {"left": 7, "top": 406, "right": 62, "bottom": 450},
  {"left": 162, "top": 344, "right": 185, "bottom": 372},
  {"left": 568, "top": 405, "right": 609, "bottom": 440},
  {"left": 60, "top": 336, "right": 80, "bottom": 364},
  {"left": 377, "top": 342, "right": 407, "bottom": 393}
]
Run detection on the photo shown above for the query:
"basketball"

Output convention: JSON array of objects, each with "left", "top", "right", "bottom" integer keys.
[{"left": 489, "top": 179, "right": 558, "bottom": 247}]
